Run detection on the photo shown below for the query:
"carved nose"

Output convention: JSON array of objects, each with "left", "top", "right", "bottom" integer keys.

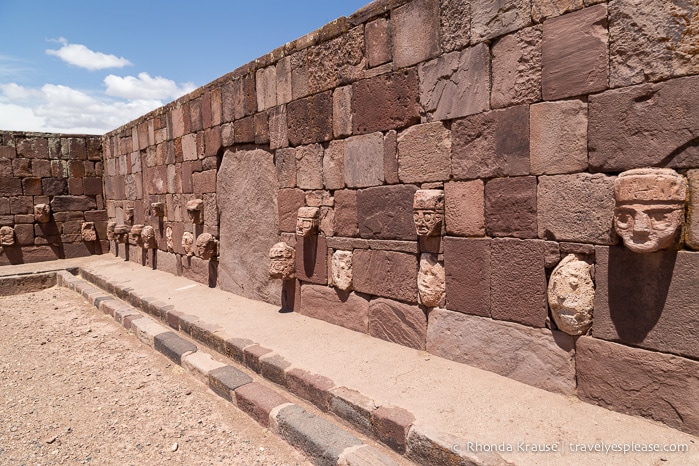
[{"left": 633, "top": 212, "right": 651, "bottom": 234}]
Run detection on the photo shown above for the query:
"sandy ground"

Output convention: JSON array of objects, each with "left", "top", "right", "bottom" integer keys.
[{"left": 0, "top": 286, "right": 311, "bottom": 466}]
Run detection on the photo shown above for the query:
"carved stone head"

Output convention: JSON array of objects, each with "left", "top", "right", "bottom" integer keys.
[
  {"left": 182, "top": 231, "right": 195, "bottom": 256},
  {"left": 413, "top": 190, "right": 444, "bottom": 237},
  {"left": 107, "top": 221, "right": 116, "bottom": 241},
  {"left": 614, "top": 168, "right": 687, "bottom": 253},
  {"left": 269, "top": 242, "right": 295, "bottom": 279},
  {"left": 130, "top": 224, "right": 144, "bottom": 245},
  {"left": 0, "top": 226, "right": 15, "bottom": 246},
  {"left": 165, "top": 226, "right": 174, "bottom": 252},
  {"left": 34, "top": 204, "right": 51, "bottom": 223},
  {"left": 125, "top": 207, "right": 134, "bottom": 224},
  {"left": 81, "top": 222, "right": 97, "bottom": 242},
  {"left": 417, "top": 253, "right": 445, "bottom": 307},
  {"left": 141, "top": 225, "right": 157, "bottom": 249},
  {"left": 114, "top": 225, "right": 130, "bottom": 243},
  {"left": 151, "top": 202, "right": 166, "bottom": 218},
  {"left": 196, "top": 233, "right": 218, "bottom": 260},
  {"left": 547, "top": 254, "right": 594, "bottom": 336},
  {"left": 331, "top": 250, "right": 353, "bottom": 291},
  {"left": 296, "top": 207, "right": 320, "bottom": 237},
  {"left": 186, "top": 199, "right": 204, "bottom": 225}
]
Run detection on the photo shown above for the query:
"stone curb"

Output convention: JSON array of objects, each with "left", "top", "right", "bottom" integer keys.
[
  {"left": 0, "top": 271, "right": 57, "bottom": 296},
  {"left": 74, "top": 265, "right": 509, "bottom": 466}
]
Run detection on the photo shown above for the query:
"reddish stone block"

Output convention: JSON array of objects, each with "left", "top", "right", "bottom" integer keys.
[
  {"left": 542, "top": 5, "right": 608, "bottom": 100},
  {"left": 278, "top": 188, "right": 305, "bottom": 233},
  {"left": 322, "top": 141, "right": 344, "bottom": 190},
  {"left": 577, "top": 336, "right": 699, "bottom": 436},
  {"left": 204, "top": 126, "right": 222, "bottom": 156},
  {"left": 256, "top": 66, "right": 277, "bottom": 111},
  {"left": 234, "top": 382, "right": 290, "bottom": 427},
  {"left": 372, "top": 406, "right": 415, "bottom": 453},
  {"left": 391, "top": 0, "right": 439, "bottom": 69},
  {"left": 276, "top": 57, "right": 292, "bottom": 106},
  {"left": 352, "top": 69, "right": 420, "bottom": 135},
  {"left": 201, "top": 92, "right": 213, "bottom": 129},
  {"left": 31, "top": 159, "right": 51, "bottom": 178},
  {"left": 383, "top": 131, "right": 398, "bottom": 185},
  {"left": 491, "top": 25, "right": 542, "bottom": 108},
  {"left": 234, "top": 116, "right": 255, "bottom": 144},
  {"left": 490, "top": 238, "right": 548, "bottom": 327},
  {"left": 440, "top": 0, "right": 471, "bottom": 52},
  {"left": 333, "top": 86, "right": 353, "bottom": 139},
  {"left": 352, "top": 249, "right": 418, "bottom": 303},
  {"left": 192, "top": 169, "right": 217, "bottom": 194},
  {"left": 10, "top": 196, "right": 32, "bottom": 214},
  {"left": 285, "top": 368, "right": 335, "bottom": 411},
  {"left": 356, "top": 185, "right": 417, "bottom": 241},
  {"left": 254, "top": 112, "right": 269, "bottom": 145},
  {"left": 444, "top": 180, "right": 484, "bottom": 237},
  {"left": 21, "top": 177, "right": 42, "bottom": 196},
  {"left": 295, "top": 143, "right": 324, "bottom": 190},
  {"left": 287, "top": 91, "right": 333, "bottom": 146},
  {"left": 485, "top": 176, "right": 537, "bottom": 239},
  {"left": 444, "top": 237, "right": 490, "bottom": 317},
  {"left": 0, "top": 177, "right": 22, "bottom": 196},
  {"left": 365, "top": 17, "right": 391, "bottom": 68},
  {"left": 299, "top": 284, "right": 370, "bottom": 333},
  {"left": 269, "top": 105, "right": 288, "bottom": 150},
  {"left": 451, "top": 105, "right": 530, "bottom": 180},
  {"left": 243, "top": 344, "right": 273, "bottom": 374},
  {"left": 344, "top": 132, "right": 384, "bottom": 188},
  {"left": 471, "top": 0, "right": 530, "bottom": 41},
  {"left": 68, "top": 138, "right": 87, "bottom": 160},
  {"left": 530, "top": 100, "right": 588, "bottom": 174},
  {"left": 189, "top": 97, "right": 203, "bottom": 133},
  {"left": 50, "top": 196, "right": 97, "bottom": 212},
  {"left": 307, "top": 26, "right": 365, "bottom": 95},
  {"left": 145, "top": 165, "right": 168, "bottom": 195},
  {"left": 0, "top": 158, "right": 11, "bottom": 177},
  {"left": 17, "top": 137, "right": 48, "bottom": 158},
  {"left": 368, "top": 298, "right": 426, "bottom": 350},
  {"left": 334, "top": 189, "right": 359, "bottom": 237},
  {"left": 41, "top": 178, "right": 68, "bottom": 196},
  {"left": 83, "top": 177, "right": 102, "bottom": 196},
  {"left": 275, "top": 147, "right": 296, "bottom": 189},
  {"left": 295, "top": 235, "right": 328, "bottom": 285},
  {"left": 13, "top": 159, "right": 31, "bottom": 177},
  {"left": 14, "top": 224, "right": 34, "bottom": 246}
]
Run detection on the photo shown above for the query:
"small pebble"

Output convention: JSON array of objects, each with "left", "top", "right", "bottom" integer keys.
[
  {"left": 171, "top": 442, "right": 178, "bottom": 452},
  {"left": 46, "top": 436, "right": 57, "bottom": 444}
]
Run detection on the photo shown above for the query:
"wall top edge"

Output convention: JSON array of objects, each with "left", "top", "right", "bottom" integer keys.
[{"left": 0, "top": 129, "right": 101, "bottom": 139}]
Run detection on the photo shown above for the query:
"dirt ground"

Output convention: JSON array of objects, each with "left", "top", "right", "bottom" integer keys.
[{"left": 0, "top": 286, "right": 311, "bottom": 466}]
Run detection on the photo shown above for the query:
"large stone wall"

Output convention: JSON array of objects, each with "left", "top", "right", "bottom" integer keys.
[{"left": 55, "top": 0, "right": 699, "bottom": 435}]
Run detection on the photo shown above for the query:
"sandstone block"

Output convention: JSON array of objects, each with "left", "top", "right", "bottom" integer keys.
[
  {"left": 532, "top": 0, "right": 583, "bottom": 22},
  {"left": 444, "top": 237, "right": 490, "bottom": 317},
  {"left": 368, "top": 298, "right": 427, "bottom": 350},
  {"left": 365, "top": 17, "right": 391, "bottom": 67},
  {"left": 234, "top": 116, "right": 254, "bottom": 144},
  {"left": 343, "top": 132, "right": 384, "bottom": 188},
  {"left": 334, "top": 190, "right": 359, "bottom": 237},
  {"left": 277, "top": 188, "right": 305, "bottom": 233},
  {"left": 491, "top": 238, "right": 548, "bottom": 328},
  {"left": 419, "top": 44, "right": 490, "bottom": 122},
  {"left": 491, "top": 25, "right": 542, "bottom": 108},
  {"left": 235, "top": 382, "right": 289, "bottom": 428},
  {"left": 542, "top": 5, "right": 609, "bottom": 100},
  {"left": 397, "top": 122, "right": 451, "bottom": 183},
  {"left": 485, "top": 176, "right": 537, "bottom": 239},
  {"left": 295, "top": 144, "right": 324, "bottom": 190},
  {"left": 471, "top": 0, "right": 531, "bottom": 41},
  {"left": 256, "top": 66, "right": 277, "bottom": 111},
  {"left": 50, "top": 195, "right": 96, "bottom": 212},
  {"left": 299, "top": 284, "right": 369, "bottom": 333},
  {"left": 269, "top": 105, "right": 288, "bottom": 150},
  {"left": 689, "top": 170, "right": 699, "bottom": 250},
  {"left": 306, "top": 26, "right": 365, "bottom": 95},
  {"left": 576, "top": 336, "right": 699, "bottom": 436},
  {"left": 323, "top": 141, "right": 344, "bottom": 190},
  {"left": 427, "top": 309, "right": 576, "bottom": 394},
  {"left": 352, "top": 249, "right": 418, "bottom": 303},
  {"left": 356, "top": 185, "right": 417, "bottom": 241},
  {"left": 333, "top": 85, "right": 353, "bottom": 138},
  {"left": 451, "top": 105, "right": 529, "bottom": 180},
  {"left": 352, "top": 69, "right": 420, "bottom": 135},
  {"left": 383, "top": 130, "right": 398, "bottom": 185},
  {"left": 295, "top": 235, "right": 328, "bottom": 285},
  {"left": 530, "top": 100, "right": 588, "bottom": 174},
  {"left": 287, "top": 91, "right": 332, "bottom": 146},
  {"left": 285, "top": 368, "right": 335, "bottom": 412},
  {"left": 391, "top": 0, "right": 439, "bottom": 69},
  {"left": 275, "top": 147, "right": 296, "bottom": 189},
  {"left": 371, "top": 406, "right": 415, "bottom": 454},
  {"left": 537, "top": 173, "right": 616, "bottom": 244},
  {"left": 276, "top": 57, "right": 292, "bottom": 105},
  {"left": 42, "top": 178, "right": 68, "bottom": 196},
  {"left": 444, "top": 180, "right": 484, "bottom": 237},
  {"left": 440, "top": 0, "right": 471, "bottom": 53}
]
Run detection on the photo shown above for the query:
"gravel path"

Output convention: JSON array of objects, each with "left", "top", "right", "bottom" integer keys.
[{"left": 0, "top": 286, "right": 311, "bottom": 466}]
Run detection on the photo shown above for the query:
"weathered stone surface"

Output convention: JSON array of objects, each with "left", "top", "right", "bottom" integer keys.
[
  {"left": 333, "top": 86, "right": 352, "bottom": 138},
  {"left": 357, "top": 185, "right": 417, "bottom": 241},
  {"left": 296, "top": 206, "right": 320, "bottom": 238},
  {"left": 391, "top": 0, "right": 439, "bottom": 69},
  {"left": 352, "top": 69, "right": 420, "bottom": 135},
  {"left": 0, "top": 225, "right": 15, "bottom": 246},
  {"left": 368, "top": 298, "right": 426, "bottom": 350},
  {"left": 323, "top": 141, "right": 344, "bottom": 190},
  {"left": 532, "top": 0, "right": 583, "bottom": 22},
  {"left": 269, "top": 242, "right": 296, "bottom": 280},
  {"left": 365, "top": 17, "right": 391, "bottom": 67},
  {"left": 537, "top": 173, "right": 616, "bottom": 244},
  {"left": 443, "top": 237, "right": 490, "bottom": 317},
  {"left": 334, "top": 190, "right": 359, "bottom": 238},
  {"left": 33, "top": 203, "right": 51, "bottom": 223},
  {"left": 269, "top": 105, "right": 288, "bottom": 150},
  {"left": 331, "top": 250, "right": 353, "bottom": 291},
  {"left": 296, "top": 235, "right": 328, "bottom": 285},
  {"left": 383, "top": 131, "right": 398, "bottom": 185},
  {"left": 256, "top": 66, "right": 277, "bottom": 111},
  {"left": 413, "top": 190, "right": 444, "bottom": 237},
  {"left": 530, "top": 100, "right": 588, "bottom": 175},
  {"left": 444, "top": 180, "right": 484, "bottom": 237},
  {"left": 276, "top": 57, "right": 292, "bottom": 106},
  {"left": 576, "top": 336, "right": 699, "bottom": 436},
  {"left": 485, "top": 176, "right": 537, "bottom": 239},
  {"left": 417, "top": 253, "right": 444, "bottom": 308},
  {"left": 593, "top": 246, "right": 699, "bottom": 360},
  {"left": 427, "top": 309, "right": 576, "bottom": 394},
  {"left": 352, "top": 249, "right": 418, "bottom": 303},
  {"left": 42, "top": 178, "right": 68, "bottom": 196},
  {"left": 287, "top": 91, "right": 332, "bottom": 146},
  {"left": 542, "top": 4, "right": 609, "bottom": 100},
  {"left": 451, "top": 105, "right": 530, "bottom": 180},
  {"left": 307, "top": 26, "right": 365, "bottom": 94},
  {"left": 234, "top": 382, "right": 290, "bottom": 428},
  {"left": 407, "top": 425, "right": 507, "bottom": 466},
  {"left": 548, "top": 254, "right": 594, "bottom": 336},
  {"left": 491, "top": 238, "right": 548, "bottom": 328},
  {"left": 50, "top": 196, "right": 96, "bottom": 212},
  {"left": 217, "top": 149, "right": 281, "bottom": 305},
  {"left": 296, "top": 144, "right": 324, "bottom": 190},
  {"left": 609, "top": 0, "right": 699, "bottom": 87},
  {"left": 285, "top": 368, "right": 335, "bottom": 411},
  {"left": 275, "top": 147, "right": 296, "bottom": 189},
  {"left": 471, "top": 0, "right": 531, "bottom": 41},
  {"left": 491, "top": 25, "right": 542, "bottom": 108},
  {"left": 371, "top": 406, "right": 415, "bottom": 454},
  {"left": 299, "top": 284, "right": 369, "bottom": 333},
  {"left": 419, "top": 44, "right": 490, "bottom": 122},
  {"left": 344, "top": 133, "right": 384, "bottom": 188},
  {"left": 589, "top": 76, "right": 699, "bottom": 172},
  {"left": 688, "top": 170, "right": 699, "bottom": 250},
  {"left": 440, "top": 0, "right": 471, "bottom": 53},
  {"left": 397, "top": 122, "right": 451, "bottom": 183}
]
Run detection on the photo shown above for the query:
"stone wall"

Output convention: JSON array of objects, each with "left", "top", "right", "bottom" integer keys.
[
  {"left": 0, "top": 131, "right": 106, "bottom": 264},
  {"left": 101, "top": 0, "right": 699, "bottom": 436}
]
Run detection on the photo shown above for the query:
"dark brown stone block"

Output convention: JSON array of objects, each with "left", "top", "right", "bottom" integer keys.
[
  {"left": 287, "top": 91, "right": 333, "bottom": 146},
  {"left": 0, "top": 177, "right": 22, "bottom": 196},
  {"left": 352, "top": 249, "right": 418, "bottom": 303},
  {"left": 334, "top": 189, "right": 359, "bottom": 237},
  {"left": 83, "top": 177, "right": 103, "bottom": 196},
  {"left": 17, "top": 137, "right": 48, "bottom": 159},
  {"left": 21, "top": 177, "right": 42, "bottom": 196},
  {"left": 352, "top": 69, "right": 420, "bottom": 135},
  {"left": 50, "top": 195, "right": 97, "bottom": 212},
  {"left": 356, "top": 185, "right": 417, "bottom": 241},
  {"left": 234, "top": 116, "right": 255, "bottom": 144},
  {"left": 444, "top": 237, "right": 491, "bottom": 317},
  {"left": 295, "top": 235, "right": 328, "bottom": 285},
  {"left": 41, "top": 178, "right": 68, "bottom": 196},
  {"left": 278, "top": 188, "right": 305, "bottom": 233},
  {"left": 485, "top": 176, "right": 537, "bottom": 238}
]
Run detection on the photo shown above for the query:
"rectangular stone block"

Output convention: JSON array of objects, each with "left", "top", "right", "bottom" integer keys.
[
  {"left": 306, "top": 26, "right": 365, "bottom": 95},
  {"left": 256, "top": 66, "right": 277, "bottom": 111},
  {"left": 234, "top": 116, "right": 255, "bottom": 144},
  {"left": 537, "top": 173, "right": 616, "bottom": 244},
  {"left": 209, "top": 365, "right": 253, "bottom": 402},
  {"left": 344, "top": 132, "right": 384, "bottom": 188},
  {"left": 356, "top": 184, "right": 417, "bottom": 241},
  {"left": 295, "top": 235, "right": 328, "bottom": 285},
  {"left": 192, "top": 169, "right": 216, "bottom": 194},
  {"left": 577, "top": 336, "right": 699, "bottom": 436},
  {"left": 182, "top": 351, "right": 226, "bottom": 385},
  {"left": 334, "top": 189, "right": 359, "bottom": 238},
  {"left": 287, "top": 91, "right": 332, "bottom": 146},
  {"left": 444, "top": 180, "right": 484, "bottom": 237},
  {"left": 153, "top": 331, "right": 197, "bottom": 365},
  {"left": 323, "top": 140, "right": 344, "bottom": 190},
  {"left": 352, "top": 69, "right": 420, "bottom": 135},
  {"left": 593, "top": 246, "right": 699, "bottom": 360},
  {"left": 276, "top": 57, "right": 292, "bottom": 105},
  {"left": 299, "top": 284, "right": 369, "bottom": 333},
  {"left": 383, "top": 130, "right": 398, "bottom": 185},
  {"left": 235, "top": 382, "right": 290, "bottom": 427},
  {"left": 485, "top": 176, "right": 537, "bottom": 239},
  {"left": 50, "top": 195, "right": 96, "bottom": 212},
  {"left": 530, "top": 100, "right": 588, "bottom": 174},
  {"left": 471, "top": 0, "right": 530, "bottom": 41},
  {"left": 444, "top": 237, "right": 490, "bottom": 317},
  {"left": 368, "top": 298, "right": 426, "bottom": 350},
  {"left": 333, "top": 85, "right": 353, "bottom": 138},
  {"left": 0, "top": 177, "right": 22, "bottom": 196},
  {"left": 491, "top": 25, "right": 542, "bottom": 108},
  {"left": 391, "top": 0, "right": 439, "bottom": 69},
  {"left": 397, "top": 122, "right": 451, "bottom": 183},
  {"left": 427, "top": 309, "right": 576, "bottom": 394},
  {"left": 352, "top": 249, "right": 418, "bottom": 303},
  {"left": 269, "top": 105, "right": 288, "bottom": 150},
  {"left": 329, "top": 387, "right": 377, "bottom": 437},
  {"left": 542, "top": 4, "right": 608, "bottom": 100},
  {"left": 278, "top": 188, "right": 305, "bottom": 233},
  {"left": 285, "top": 368, "right": 335, "bottom": 412},
  {"left": 366, "top": 17, "right": 391, "bottom": 68},
  {"left": 295, "top": 144, "right": 324, "bottom": 190},
  {"left": 689, "top": 170, "right": 699, "bottom": 250}
]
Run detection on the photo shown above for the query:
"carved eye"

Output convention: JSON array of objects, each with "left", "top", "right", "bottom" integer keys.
[
  {"left": 423, "top": 213, "right": 432, "bottom": 222},
  {"left": 413, "top": 213, "right": 420, "bottom": 221},
  {"left": 615, "top": 212, "right": 632, "bottom": 229},
  {"left": 648, "top": 209, "right": 676, "bottom": 230}
]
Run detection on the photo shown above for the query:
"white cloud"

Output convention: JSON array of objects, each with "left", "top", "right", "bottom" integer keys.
[
  {"left": 104, "top": 72, "right": 196, "bottom": 100},
  {"left": 46, "top": 37, "right": 132, "bottom": 71}
]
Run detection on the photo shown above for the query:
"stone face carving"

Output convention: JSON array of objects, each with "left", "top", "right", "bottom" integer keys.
[
  {"left": 81, "top": 222, "right": 97, "bottom": 242},
  {"left": 107, "top": 221, "right": 116, "bottom": 241},
  {"left": 125, "top": 207, "right": 134, "bottom": 224},
  {"left": 269, "top": 242, "right": 296, "bottom": 279},
  {"left": 182, "top": 231, "right": 195, "bottom": 256},
  {"left": 141, "top": 225, "right": 157, "bottom": 249},
  {"left": 417, "top": 253, "right": 445, "bottom": 307},
  {"left": 331, "top": 250, "right": 353, "bottom": 291},
  {"left": 186, "top": 199, "right": 204, "bottom": 224},
  {"left": 547, "top": 254, "right": 595, "bottom": 336},
  {"left": 165, "top": 226, "right": 174, "bottom": 252},
  {"left": 114, "top": 225, "right": 130, "bottom": 243},
  {"left": 413, "top": 189, "right": 445, "bottom": 236},
  {"left": 0, "top": 226, "right": 15, "bottom": 246},
  {"left": 34, "top": 204, "right": 51, "bottom": 223},
  {"left": 151, "top": 202, "right": 166, "bottom": 218},
  {"left": 296, "top": 207, "right": 320, "bottom": 237},
  {"left": 614, "top": 168, "right": 687, "bottom": 253},
  {"left": 130, "top": 224, "right": 144, "bottom": 245},
  {"left": 196, "top": 233, "right": 218, "bottom": 260}
]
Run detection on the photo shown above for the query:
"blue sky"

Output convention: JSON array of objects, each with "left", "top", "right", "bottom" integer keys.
[{"left": 0, "top": 0, "right": 370, "bottom": 134}]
